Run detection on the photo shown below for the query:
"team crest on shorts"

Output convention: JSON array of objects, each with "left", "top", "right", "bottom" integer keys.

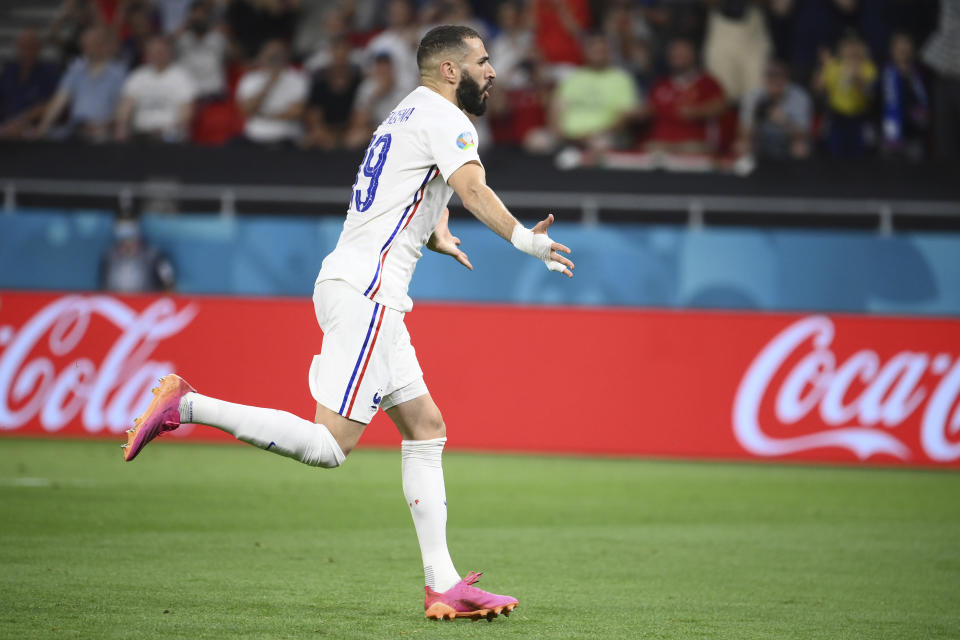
[{"left": 456, "top": 131, "right": 475, "bottom": 150}]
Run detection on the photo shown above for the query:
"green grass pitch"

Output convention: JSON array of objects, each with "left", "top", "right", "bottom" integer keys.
[{"left": 1, "top": 438, "right": 958, "bottom": 639}]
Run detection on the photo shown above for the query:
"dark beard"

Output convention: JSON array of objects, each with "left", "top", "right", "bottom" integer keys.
[{"left": 456, "top": 72, "right": 488, "bottom": 116}]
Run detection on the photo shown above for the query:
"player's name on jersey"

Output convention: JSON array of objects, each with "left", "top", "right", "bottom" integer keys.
[{"left": 384, "top": 107, "right": 416, "bottom": 125}]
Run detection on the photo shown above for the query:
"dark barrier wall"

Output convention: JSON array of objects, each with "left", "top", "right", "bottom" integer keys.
[
  {"left": 2, "top": 291, "right": 959, "bottom": 467},
  {"left": 3, "top": 141, "right": 960, "bottom": 205}
]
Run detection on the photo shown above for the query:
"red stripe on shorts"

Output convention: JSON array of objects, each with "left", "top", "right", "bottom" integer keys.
[{"left": 346, "top": 304, "right": 386, "bottom": 418}]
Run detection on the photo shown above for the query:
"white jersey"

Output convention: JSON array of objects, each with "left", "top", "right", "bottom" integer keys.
[{"left": 316, "top": 86, "right": 482, "bottom": 312}]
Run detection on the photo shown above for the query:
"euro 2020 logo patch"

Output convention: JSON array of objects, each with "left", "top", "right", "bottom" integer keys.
[{"left": 456, "top": 131, "right": 475, "bottom": 150}]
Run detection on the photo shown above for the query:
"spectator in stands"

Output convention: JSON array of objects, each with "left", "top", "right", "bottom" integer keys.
[
  {"left": 488, "top": 1, "right": 533, "bottom": 91},
  {"left": 603, "top": 0, "right": 654, "bottom": 88},
  {"left": 885, "top": 0, "right": 940, "bottom": 49},
  {"left": 490, "top": 54, "right": 555, "bottom": 152},
  {"left": 644, "top": 37, "right": 726, "bottom": 154},
  {"left": 0, "top": 30, "right": 61, "bottom": 139},
  {"left": 839, "top": 0, "right": 895, "bottom": 69},
  {"left": 765, "top": 0, "right": 796, "bottom": 64},
  {"left": 922, "top": 0, "right": 960, "bottom": 159},
  {"left": 154, "top": 0, "right": 194, "bottom": 34},
  {"left": 814, "top": 32, "right": 876, "bottom": 157},
  {"left": 302, "top": 6, "right": 357, "bottom": 72},
  {"left": 114, "top": 36, "right": 196, "bottom": 142},
  {"left": 485, "top": 1, "right": 547, "bottom": 149},
  {"left": 879, "top": 32, "right": 928, "bottom": 160},
  {"left": 48, "top": 0, "right": 104, "bottom": 67},
  {"left": 364, "top": 0, "right": 420, "bottom": 95},
  {"left": 551, "top": 33, "right": 641, "bottom": 150},
  {"left": 116, "top": 0, "right": 160, "bottom": 69},
  {"left": 100, "top": 215, "right": 176, "bottom": 293},
  {"left": 294, "top": 0, "right": 334, "bottom": 61},
  {"left": 636, "top": 0, "right": 707, "bottom": 68},
  {"left": 703, "top": 0, "right": 771, "bottom": 104},
  {"left": 420, "top": 0, "right": 490, "bottom": 41},
  {"left": 304, "top": 37, "right": 362, "bottom": 150},
  {"left": 236, "top": 39, "right": 307, "bottom": 145},
  {"left": 226, "top": 0, "right": 300, "bottom": 62},
  {"left": 530, "top": 0, "right": 591, "bottom": 72},
  {"left": 33, "top": 26, "right": 127, "bottom": 142},
  {"left": 174, "top": 0, "right": 229, "bottom": 100},
  {"left": 342, "top": 0, "right": 393, "bottom": 34},
  {"left": 787, "top": 0, "right": 848, "bottom": 84},
  {"left": 787, "top": 0, "right": 898, "bottom": 85},
  {"left": 737, "top": 60, "right": 812, "bottom": 159},
  {"left": 346, "top": 52, "right": 409, "bottom": 148}
]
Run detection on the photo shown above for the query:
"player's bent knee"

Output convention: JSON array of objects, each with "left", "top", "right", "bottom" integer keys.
[
  {"left": 428, "top": 404, "right": 446, "bottom": 437},
  {"left": 327, "top": 428, "right": 360, "bottom": 459},
  {"left": 418, "top": 412, "right": 446, "bottom": 440},
  {"left": 299, "top": 447, "right": 344, "bottom": 469},
  {"left": 305, "top": 454, "right": 342, "bottom": 469},
  {"left": 432, "top": 417, "right": 446, "bottom": 439},
  {"left": 295, "top": 422, "right": 347, "bottom": 468}
]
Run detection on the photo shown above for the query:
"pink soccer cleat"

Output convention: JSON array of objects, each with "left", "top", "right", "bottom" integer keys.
[
  {"left": 121, "top": 374, "right": 195, "bottom": 462},
  {"left": 424, "top": 572, "right": 518, "bottom": 621}
]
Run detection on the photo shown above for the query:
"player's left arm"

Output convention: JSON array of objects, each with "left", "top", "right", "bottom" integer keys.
[
  {"left": 427, "top": 207, "right": 473, "bottom": 270},
  {"left": 448, "top": 161, "right": 574, "bottom": 277}
]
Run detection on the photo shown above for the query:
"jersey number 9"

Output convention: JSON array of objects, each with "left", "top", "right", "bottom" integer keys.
[{"left": 353, "top": 133, "right": 392, "bottom": 213}]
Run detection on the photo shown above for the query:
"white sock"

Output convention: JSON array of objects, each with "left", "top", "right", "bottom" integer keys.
[
  {"left": 179, "top": 392, "right": 345, "bottom": 468},
  {"left": 401, "top": 437, "right": 460, "bottom": 592}
]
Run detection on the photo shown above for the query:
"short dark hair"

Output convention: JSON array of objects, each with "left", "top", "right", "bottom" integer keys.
[{"left": 416, "top": 25, "right": 481, "bottom": 74}]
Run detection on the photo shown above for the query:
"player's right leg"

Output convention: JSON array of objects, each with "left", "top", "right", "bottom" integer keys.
[
  {"left": 122, "top": 374, "right": 357, "bottom": 466},
  {"left": 123, "top": 280, "right": 378, "bottom": 464},
  {"left": 180, "top": 391, "right": 357, "bottom": 467}
]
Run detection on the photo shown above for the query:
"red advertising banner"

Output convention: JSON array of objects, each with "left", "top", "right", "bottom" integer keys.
[{"left": 1, "top": 291, "right": 959, "bottom": 467}]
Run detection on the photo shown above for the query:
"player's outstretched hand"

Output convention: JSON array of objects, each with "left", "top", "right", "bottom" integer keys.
[
  {"left": 427, "top": 207, "right": 473, "bottom": 270},
  {"left": 533, "top": 214, "right": 575, "bottom": 278}
]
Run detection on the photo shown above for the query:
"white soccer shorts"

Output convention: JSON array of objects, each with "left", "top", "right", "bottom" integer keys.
[{"left": 309, "top": 279, "right": 428, "bottom": 424}]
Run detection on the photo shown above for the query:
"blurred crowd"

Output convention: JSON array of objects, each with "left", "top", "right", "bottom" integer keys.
[{"left": 1, "top": 0, "right": 958, "bottom": 165}]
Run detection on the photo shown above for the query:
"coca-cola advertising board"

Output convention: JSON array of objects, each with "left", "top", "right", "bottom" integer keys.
[{"left": 2, "top": 291, "right": 959, "bottom": 468}]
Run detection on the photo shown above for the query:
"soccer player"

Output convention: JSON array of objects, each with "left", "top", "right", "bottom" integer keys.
[{"left": 122, "top": 25, "right": 574, "bottom": 621}]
